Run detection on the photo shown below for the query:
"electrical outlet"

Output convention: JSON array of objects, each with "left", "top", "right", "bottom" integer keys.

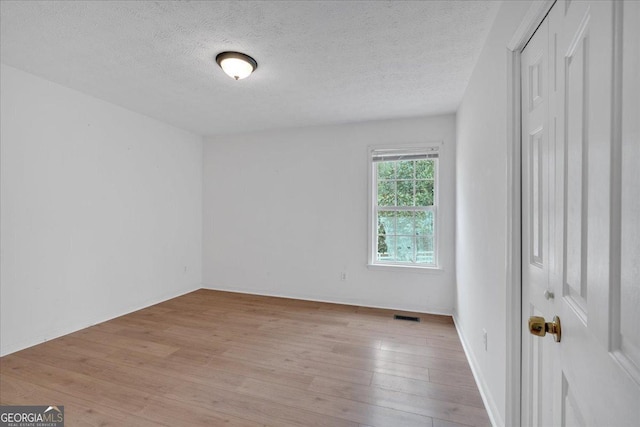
[
  {"left": 340, "top": 272, "right": 347, "bottom": 281},
  {"left": 482, "top": 329, "right": 488, "bottom": 351}
]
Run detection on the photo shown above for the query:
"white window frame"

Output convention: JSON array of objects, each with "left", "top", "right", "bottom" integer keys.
[{"left": 367, "top": 143, "right": 442, "bottom": 271}]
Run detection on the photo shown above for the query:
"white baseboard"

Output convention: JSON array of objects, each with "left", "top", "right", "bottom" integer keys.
[
  {"left": 0, "top": 283, "right": 200, "bottom": 357},
  {"left": 202, "top": 284, "right": 453, "bottom": 316},
  {"left": 453, "top": 314, "right": 503, "bottom": 427},
  {"left": 1, "top": 283, "right": 452, "bottom": 357}
]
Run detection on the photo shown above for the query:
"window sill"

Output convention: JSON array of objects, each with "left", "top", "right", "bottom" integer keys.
[{"left": 367, "top": 263, "right": 444, "bottom": 274}]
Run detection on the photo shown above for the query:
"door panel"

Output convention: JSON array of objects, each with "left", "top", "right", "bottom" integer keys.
[
  {"left": 522, "top": 1, "right": 640, "bottom": 425},
  {"left": 563, "top": 9, "right": 588, "bottom": 316},
  {"left": 529, "top": 128, "right": 544, "bottom": 266},
  {"left": 525, "top": 304, "right": 554, "bottom": 427},
  {"left": 561, "top": 374, "right": 585, "bottom": 427},
  {"left": 558, "top": 2, "right": 638, "bottom": 425},
  {"left": 521, "top": 16, "right": 554, "bottom": 427},
  {"left": 617, "top": 0, "right": 640, "bottom": 385}
]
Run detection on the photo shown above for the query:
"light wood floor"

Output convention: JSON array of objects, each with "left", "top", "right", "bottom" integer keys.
[{"left": 0, "top": 290, "right": 490, "bottom": 426}]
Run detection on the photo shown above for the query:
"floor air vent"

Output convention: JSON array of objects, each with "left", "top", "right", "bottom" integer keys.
[{"left": 394, "top": 314, "right": 420, "bottom": 322}]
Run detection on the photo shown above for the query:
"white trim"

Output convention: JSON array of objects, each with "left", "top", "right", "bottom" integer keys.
[
  {"left": 507, "top": 0, "right": 557, "bottom": 51},
  {"left": 203, "top": 285, "right": 453, "bottom": 316},
  {"left": 371, "top": 145, "right": 440, "bottom": 162},
  {"left": 0, "top": 283, "right": 199, "bottom": 357},
  {"left": 367, "top": 142, "right": 443, "bottom": 270},
  {"left": 609, "top": 0, "right": 640, "bottom": 386},
  {"left": 505, "top": 1, "right": 557, "bottom": 426},
  {"left": 453, "top": 314, "right": 504, "bottom": 427},
  {"left": 366, "top": 263, "right": 444, "bottom": 274},
  {"left": 505, "top": 47, "right": 523, "bottom": 427}
]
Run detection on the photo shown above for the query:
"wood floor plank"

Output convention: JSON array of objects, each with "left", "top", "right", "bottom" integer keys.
[
  {"left": 332, "top": 342, "right": 474, "bottom": 372},
  {"left": 346, "top": 319, "right": 459, "bottom": 340},
  {"left": 103, "top": 344, "right": 315, "bottom": 392},
  {"left": 257, "top": 316, "right": 460, "bottom": 346},
  {"left": 257, "top": 320, "right": 385, "bottom": 349},
  {"left": 206, "top": 354, "right": 315, "bottom": 390},
  {"left": 166, "top": 380, "right": 355, "bottom": 427},
  {"left": 429, "top": 368, "right": 480, "bottom": 389},
  {"left": 45, "top": 333, "right": 122, "bottom": 358},
  {"left": 1, "top": 350, "right": 273, "bottom": 426},
  {"left": 353, "top": 305, "right": 453, "bottom": 321},
  {"left": 237, "top": 377, "right": 435, "bottom": 427},
  {"left": 103, "top": 324, "right": 232, "bottom": 358},
  {"left": 1, "top": 356, "right": 154, "bottom": 414},
  {"left": 369, "top": 358, "right": 431, "bottom": 382},
  {"left": 426, "top": 336, "right": 465, "bottom": 351},
  {"left": 101, "top": 348, "right": 246, "bottom": 388},
  {"left": 433, "top": 418, "right": 477, "bottom": 427},
  {"left": 380, "top": 340, "right": 469, "bottom": 361},
  {"left": 0, "top": 374, "right": 163, "bottom": 427},
  {"left": 165, "top": 322, "right": 340, "bottom": 354},
  {"left": 72, "top": 329, "right": 180, "bottom": 357},
  {"left": 0, "top": 289, "right": 488, "bottom": 426},
  {"left": 163, "top": 326, "right": 443, "bottom": 384},
  {"left": 308, "top": 376, "right": 490, "bottom": 426},
  {"left": 371, "top": 372, "right": 485, "bottom": 408},
  {"left": 136, "top": 395, "right": 265, "bottom": 427},
  {"left": 221, "top": 346, "right": 373, "bottom": 385}
]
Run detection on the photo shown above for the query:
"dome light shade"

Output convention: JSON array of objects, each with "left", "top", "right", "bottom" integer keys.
[{"left": 216, "top": 51, "right": 258, "bottom": 80}]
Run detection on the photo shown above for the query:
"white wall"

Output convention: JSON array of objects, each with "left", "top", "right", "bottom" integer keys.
[
  {"left": 203, "top": 115, "right": 455, "bottom": 314},
  {"left": 455, "top": 1, "right": 534, "bottom": 426},
  {"left": 0, "top": 64, "right": 203, "bottom": 356}
]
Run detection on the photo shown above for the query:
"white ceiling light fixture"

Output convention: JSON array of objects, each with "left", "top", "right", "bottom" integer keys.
[{"left": 215, "top": 51, "right": 258, "bottom": 80}]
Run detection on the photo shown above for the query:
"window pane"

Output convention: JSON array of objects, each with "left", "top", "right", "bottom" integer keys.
[
  {"left": 397, "top": 211, "right": 414, "bottom": 235},
  {"left": 396, "top": 236, "right": 415, "bottom": 262},
  {"left": 416, "top": 159, "right": 435, "bottom": 180},
  {"left": 377, "top": 162, "right": 395, "bottom": 180},
  {"left": 397, "top": 161, "right": 414, "bottom": 179},
  {"left": 416, "top": 180, "right": 434, "bottom": 206},
  {"left": 415, "top": 210, "right": 434, "bottom": 235},
  {"left": 377, "top": 181, "right": 396, "bottom": 206},
  {"left": 377, "top": 210, "right": 396, "bottom": 235},
  {"left": 377, "top": 235, "right": 396, "bottom": 261},
  {"left": 417, "top": 236, "right": 435, "bottom": 264},
  {"left": 396, "top": 180, "right": 414, "bottom": 206},
  {"left": 372, "top": 154, "right": 437, "bottom": 267}
]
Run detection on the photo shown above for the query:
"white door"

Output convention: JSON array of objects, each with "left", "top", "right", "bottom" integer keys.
[
  {"left": 521, "top": 1, "right": 640, "bottom": 426},
  {"left": 521, "top": 10, "right": 555, "bottom": 427}
]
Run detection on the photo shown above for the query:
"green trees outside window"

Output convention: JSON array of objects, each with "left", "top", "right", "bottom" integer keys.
[{"left": 375, "top": 158, "right": 436, "bottom": 265}]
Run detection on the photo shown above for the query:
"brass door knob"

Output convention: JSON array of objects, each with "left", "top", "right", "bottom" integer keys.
[{"left": 528, "top": 315, "right": 561, "bottom": 342}]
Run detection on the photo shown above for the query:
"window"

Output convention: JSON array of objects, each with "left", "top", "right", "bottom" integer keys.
[{"left": 370, "top": 146, "right": 439, "bottom": 268}]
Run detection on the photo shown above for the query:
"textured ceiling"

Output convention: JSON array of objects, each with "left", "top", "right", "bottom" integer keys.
[{"left": 0, "top": 1, "right": 499, "bottom": 136}]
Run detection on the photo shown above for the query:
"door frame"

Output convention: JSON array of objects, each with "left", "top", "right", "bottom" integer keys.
[{"left": 504, "top": 1, "right": 556, "bottom": 426}]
